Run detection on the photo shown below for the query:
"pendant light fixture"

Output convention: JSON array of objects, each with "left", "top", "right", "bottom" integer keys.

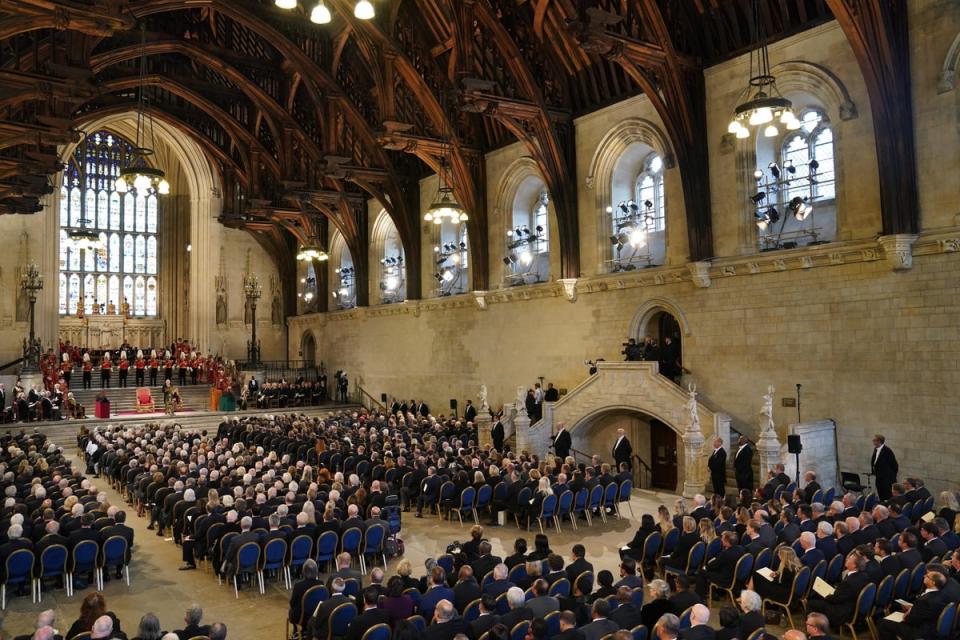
[
  {"left": 276, "top": 0, "right": 373, "bottom": 21},
  {"left": 727, "top": 0, "right": 800, "bottom": 139},
  {"left": 114, "top": 24, "right": 169, "bottom": 196},
  {"left": 424, "top": 90, "right": 468, "bottom": 225}
]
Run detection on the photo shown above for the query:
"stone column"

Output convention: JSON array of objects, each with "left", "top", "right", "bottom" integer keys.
[
  {"left": 756, "top": 429, "right": 783, "bottom": 481},
  {"left": 513, "top": 385, "right": 532, "bottom": 453},
  {"left": 476, "top": 412, "right": 492, "bottom": 449},
  {"left": 681, "top": 430, "right": 705, "bottom": 498}
]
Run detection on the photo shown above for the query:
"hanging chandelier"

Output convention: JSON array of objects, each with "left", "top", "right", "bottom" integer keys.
[
  {"left": 114, "top": 24, "right": 169, "bottom": 196},
  {"left": 274, "top": 0, "right": 375, "bottom": 24},
  {"left": 424, "top": 88, "right": 468, "bottom": 225},
  {"left": 727, "top": 0, "right": 800, "bottom": 140},
  {"left": 69, "top": 217, "right": 103, "bottom": 251},
  {"left": 296, "top": 242, "right": 329, "bottom": 262}
]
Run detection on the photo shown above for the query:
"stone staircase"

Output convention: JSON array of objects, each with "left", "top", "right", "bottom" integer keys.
[{"left": 69, "top": 384, "right": 213, "bottom": 414}]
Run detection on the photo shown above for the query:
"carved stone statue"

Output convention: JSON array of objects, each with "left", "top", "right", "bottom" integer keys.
[
  {"left": 760, "top": 385, "right": 776, "bottom": 435},
  {"left": 686, "top": 383, "right": 701, "bottom": 434},
  {"left": 516, "top": 385, "right": 527, "bottom": 416},
  {"left": 478, "top": 384, "right": 489, "bottom": 412},
  {"left": 216, "top": 294, "right": 227, "bottom": 326}
]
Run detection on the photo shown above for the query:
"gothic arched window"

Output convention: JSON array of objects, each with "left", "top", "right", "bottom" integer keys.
[{"left": 59, "top": 131, "right": 160, "bottom": 316}]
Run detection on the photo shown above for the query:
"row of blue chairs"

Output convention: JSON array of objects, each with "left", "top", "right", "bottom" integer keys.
[{"left": 1, "top": 537, "right": 130, "bottom": 608}]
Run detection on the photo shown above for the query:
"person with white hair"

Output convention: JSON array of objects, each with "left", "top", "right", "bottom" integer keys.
[
  {"left": 221, "top": 515, "right": 258, "bottom": 580},
  {"left": 738, "top": 590, "right": 765, "bottom": 639},
  {"left": 90, "top": 615, "right": 115, "bottom": 640}
]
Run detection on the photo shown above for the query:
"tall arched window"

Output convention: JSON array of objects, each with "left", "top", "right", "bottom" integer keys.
[
  {"left": 59, "top": 131, "right": 160, "bottom": 316},
  {"left": 505, "top": 175, "right": 550, "bottom": 285},
  {"left": 607, "top": 147, "right": 667, "bottom": 271},
  {"left": 753, "top": 107, "right": 837, "bottom": 249},
  {"left": 433, "top": 220, "right": 469, "bottom": 297},
  {"left": 635, "top": 154, "right": 665, "bottom": 232}
]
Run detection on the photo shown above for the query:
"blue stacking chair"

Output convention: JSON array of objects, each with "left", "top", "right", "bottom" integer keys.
[
  {"left": 508, "top": 563, "right": 528, "bottom": 586},
  {"left": 865, "top": 494, "right": 880, "bottom": 510},
  {"left": 893, "top": 568, "right": 911, "bottom": 601},
  {"left": 340, "top": 527, "right": 362, "bottom": 561},
  {"left": 493, "top": 482, "right": 508, "bottom": 505},
  {"left": 823, "top": 487, "right": 835, "bottom": 504},
  {"left": 761, "top": 565, "right": 810, "bottom": 629},
  {"left": 631, "top": 626, "right": 648, "bottom": 640},
  {"left": 587, "top": 485, "right": 604, "bottom": 525},
  {"left": 544, "top": 611, "right": 561, "bottom": 637},
  {"left": 68, "top": 540, "right": 99, "bottom": 597},
  {"left": 287, "top": 583, "right": 328, "bottom": 640},
  {"left": 754, "top": 547, "right": 772, "bottom": 571},
  {"left": 935, "top": 602, "right": 957, "bottom": 639},
  {"left": 548, "top": 577, "right": 570, "bottom": 597},
  {"left": 403, "top": 587, "right": 421, "bottom": 612},
  {"left": 329, "top": 601, "right": 357, "bottom": 640},
  {"left": 662, "top": 528, "right": 680, "bottom": 556},
  {"left": 437, "top": 554, "right": 455, "bottom": 575},
  {"left": 617, "top": 480, "right": 635, "bottom": 519},
  {"left": 556, "top": 490, "right": 575, "bottom": 531},
  {"left": 316, "top": 531, "right": 338, "bottom": 571},
  {"left": 641, "top": 531, "right": 662, "bottom": 576},
  {"left": 464, "top": 598, "right": 482, "bottom": 622},
  {"left": 234, "top": 542, "right": 262, "bottom": 597},
  {"left": 343, "top": 578, "right": 361, "bottom": 599},
  {"left": 383, "top": 505, "right": 402, "bottom": 538},
  {"left": 496, "top": 591, "right": 511, "bottom": 614},
  {"left": 573, "top": 488, "right": 590, "bottom": 526},
  {"left": 35, "top": 544, "right": 67, "bottom": 603},
  {"left": 98, "top": 536, "right": 129, "bottom": 590},
  {"left": 361, "top": 624, "right": 391, "bottom": 640},
  {"left": 601, "top": 483, "right": 618, "bottom": 522},
  {"left": 288, "top": 534, "right": 313, "bottom": 580},
  {"left": 452, "top": 487, "right": 477, "bottom": 526},
  {"left": 510, "top": 621, "right": 529, "bottom": 640},
  {"left": 709, "top": 553, "right": 753, "bottom": 606},
  {"left": 474, "top": 485, "right": 493, "bottom": 522},
  {"left": 3, "top": 548, "right": 34, "bottom": 608},
  {"left": 262, "top": 538, "right": 288, "bottom": 589},
  {"left": 437, "top": 482, "right": 456, "bottom": 520},
  {"left": 910, "top": 563, "right": 927, "bottom": 595},
  {"left": 679, "top": 606, "right": 693, "bottom": 629},
  {"left": 840, "top": 582, "right": 875, "bottom": 640},
  {"left": 530, "top": 494, "right": 558, "bottom": 534},
  {"left": 872, "top": 574, "right": 895, "bottom": 616},
  {"left": 361, "top": 523, "right": 387, "bottom": 574},
  {"left": 631, "top": 587, "right": 644, "bottom": 608},
  {"left": 705, "top": 537, "right": 723, "bottom": 563},
  {"left": 513, "top": 488, "right": 532, "bottom": 528},
  {"left": 825, "top": 554, "right": 844, "bottom": 584},
  {"left": 405, "top": 615, "right": 426, "bottom": 632}
]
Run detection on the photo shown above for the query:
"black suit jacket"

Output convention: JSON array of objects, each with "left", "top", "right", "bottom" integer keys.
[
  {"left": 313, "top": 594, "right": 354, "bottom": 640},
  {"left": 424, "top": 618, "right": 465, "bottom": 640},
  {"left": 704, "top": 545, "right": 747, "bottom": 585},
  {"left": 734, "top": 446, "right": 754, "bottom": 486},
  {"left": 680, "top": 625, "right": 717, "bottom": 640},
  {"left": 553, "top": 430, "right": 571, "bottom": 459},
  {"left": 289, "top": 577, "right": 323, "bottom": 623},
  {"left": 345, "top": 607, "right": 391, "bottom": 640},
  {"left": 613, "top": 437, "right": 632, "bottom": 465},
  {"left": 708, "top": 448, "right": 727, "bottom": 480},
  {"left": 176, "top": 623, "right": 211, "bottom": 640},
  {"left": 566, "top": 558, "right": 594, "bottom": 586},
  {"left": 822, "top": 571, "right": 871, "bottom": 623},
  {"left": 921, "top": 537, "right": 948, "bottom": 562},
  {"left": 900, "top": 589, "right": 946, "bottom": 638},
  {"left": 468, "top": 613, "right": 500, "bottom": 640},
  {"left": 871, "top": 446, "right": 898, "bottom": 486},
  {"left": 609, "top": 603, "right": 643, "bottom": 629},
  {"left": 454, "top": 578, "right": 482, "bottom": 612},
  {"left": 551, "top": 629, "right": 585, "bottom": 640}
]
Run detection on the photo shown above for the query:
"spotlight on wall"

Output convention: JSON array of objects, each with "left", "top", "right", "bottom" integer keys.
[
  {"left": 750, "top": 191, "right": 767, "bottom": 204},
  {"left": 768, "top": 162, "right": 781, "bottom": 179},
  {"left": 519, "top": 250, "right": 533, "bottom": 266},
  {"left": 789, "top": 196, "right": 811, "bottom": 221}
]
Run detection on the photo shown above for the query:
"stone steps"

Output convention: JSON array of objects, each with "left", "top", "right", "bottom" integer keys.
[{"left": 69, "top": 384, "right": 212, "bottom": 413}]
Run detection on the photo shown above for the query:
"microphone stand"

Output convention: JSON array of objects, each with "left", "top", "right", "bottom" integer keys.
[{"left": 795, "top": 383, "right": 802, "bottom": 486}]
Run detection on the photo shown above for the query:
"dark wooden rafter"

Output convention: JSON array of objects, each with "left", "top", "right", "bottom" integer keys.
[
  {"left": 825, "top": 0, "right": 917, "bottom": 235},
  {"left": 464, "top": 0, "right": 580, "bottom": 279}
]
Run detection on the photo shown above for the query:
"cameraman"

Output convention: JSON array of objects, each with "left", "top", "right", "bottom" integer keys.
[{"left": 622, "top": 338, "right": 642, "bottom": 361}]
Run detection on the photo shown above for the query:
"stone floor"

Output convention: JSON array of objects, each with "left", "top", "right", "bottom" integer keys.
[{"left": 4, "top": 456, "right": 686, "bottom": 639}]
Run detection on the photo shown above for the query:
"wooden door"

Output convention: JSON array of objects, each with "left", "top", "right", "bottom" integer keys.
[{"left": 650, "top": 419, "right": 678, "bottom": 490}]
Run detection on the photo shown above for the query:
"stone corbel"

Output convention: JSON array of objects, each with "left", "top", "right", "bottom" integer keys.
[
  {"left": 878, "top": 234, "right": 918, "bottom": 271},
  {"left": 473, "top": 290, "right": 488, "bottom": 310},
  {"left": 687, "top": 261, "right": 712, "bottom": 288},
  {"left": 558, "top": 278, "right": 578, "bottom": 302}
]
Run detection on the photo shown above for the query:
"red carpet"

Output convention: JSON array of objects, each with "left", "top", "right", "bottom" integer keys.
[{"left": 113, "top": 408, "right": 197, "bottom": 417}]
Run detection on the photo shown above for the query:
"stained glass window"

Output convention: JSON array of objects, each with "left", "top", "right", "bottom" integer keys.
[{"left": 59, "top": 130, "right": 161, "bottom": 316}]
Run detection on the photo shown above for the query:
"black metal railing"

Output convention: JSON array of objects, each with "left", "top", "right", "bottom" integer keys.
[{"left": 0, "top": 357, "right": 23, "bottom": 373}]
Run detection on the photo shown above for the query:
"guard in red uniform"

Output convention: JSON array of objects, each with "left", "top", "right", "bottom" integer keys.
[
  {"left": 100, "top": 353, "right": 112, "bottom": 388},
  {"left": 60, "top": 353, "right": 73, "bottom": 388},
  {"left": 118, "top": 351, "right": 129, "bottom": 388},
  {"left": 148, "top": 350, "right": 159, "bottom": 386},
  {"left": 82, "top": 353, "right": 93, "bottom": 389}
]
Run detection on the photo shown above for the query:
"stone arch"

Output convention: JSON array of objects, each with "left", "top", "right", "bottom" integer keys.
[
  {"left": 46, "top": 112, "right": 219, "bottom": 351},
  {"left": 493, "top": 156, "right": 556, "bottom": 283},
  {"left": 937, "top": 31, "right": 960, "bottom": 94},
  {"left": 328, "top": 229, "right": 356, "bottom": 309},
  {"left": 300, "top": 329, "right": 317, "bottom": 366},
  {"left": 770, "top": 60, "right": 859, "bottom": 122},
  {"left": 369, "top": 208, "right": 405, "bottom": 303},
  {"left": 567, "top": 405, "right": 685, "bottom": 493},
  {"left": 586, "top": 118, "right": 675, "bottom": 273},
  {"left": 628, "top": 297, "right": 692, "bottom": 339}
]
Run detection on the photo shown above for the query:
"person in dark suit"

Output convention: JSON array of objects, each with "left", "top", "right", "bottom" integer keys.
[
  {"left": 738, "top": 591, "right": 766, "bottom": 640},
  {"left": 799, "top": 532, "right": 826, "bottom": 569},
  {"left": 553, "top": 424, "right": 571, "bottom": 460},
  {"left": 680, "top": 604, "right": 716, "bottom": 640},
  {"left": 345, "top": 586, "right": 391, "bottom": 640},
  {"left": 471, "top": 541, "right": 502, "bottom": 581},
  {"left": 288, "top": 559, "right": 323, "bottom": 626},
  {"left": 670, "top": 574, "right": 704, "bottom": 614},
  {"left": 920, "top": 522, "right": 948, "bottom": 562},
  {"left": 504, "top": 538, "right": 528, "bottom": 569},
  {"left": 566, "top": 544, "right": 594, "bottom": 587},
  {"left": 34, "top": 520, "right": 69, "bottom": 557},
  {"left": 708, "top": 438, "right": 727, "bottom": 497},
  {"left": 581, "top": 599, "right": 619, "bottom": 640},
  {"left": 416, "top": 467, "right": 442, "bottom": 517},
  {"left": 453, "top": 565, "right": 482, "bottom": 613},
  {"left": 492, "top": 420, "right": 505, "bottom": 452},
  {"left": 640, "top": 579, "right": 676, "bottom": 630},
  {"left": 803, "top": 471, "right": 823, "bottom": 504},
  {"left": 66, "top": 513, "right": 99, "bottom": 549},
  {"left": 609, "top": 586, "right": 643, "bottom": 629},
  {"left": 877, "top": 570, "right": 947, "bottom": 640},
  {"left": 871, "top": 435, "right": 898, "bottom": 501},
  {"left": 467, "top": 594, "right": 501, "bottom": 640},
  {"left": 463, "top": 400, "right": 478, "bottom": 424},
  {"left": 695, "top": 531, "right": 747, "bottom": 597},
  {"left": 873, "top": 540, "right": 901, "bottom": 579},
  {"left": 612, "top": 429, "right": 632, "bottom": 471},
  {"left": 807, "top": 553, "right": 873, "bottom": 629},
  {"left": 817, "top": 522, "right": 838, "bottom": 559},
  {"left": 661, "top": 517, "right": 700, "bottom": 572},
  {"left": 221, "top": 516, "right": 260, "bottom": 578},
  {"left": 499, "top": 587, "right": 534, "bottom": 631},
  {"left": 175, "top": 604, "right": 211, "bottom": 640},
  {"left": 312, "top": 578, "right": 354, "bottom": 640},
  {"left": 897, "top": 532, "right": 924, "bottom": 573},
  {"left": 552, "top": 611, "right": 584, "bottom": 640},
  {"left": 420, "top": 566, "right": 456, "bottom": 622},
  {"left": 734, "top": 437, "right": 754, "bottom": 493},
  {"left": 483, "top": 563, "right": 515, "bottom": 599}
]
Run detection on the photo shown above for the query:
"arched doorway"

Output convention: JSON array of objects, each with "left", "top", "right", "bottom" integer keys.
[
  {"left": 569, "top": 408, "right": 683, "bottom": 493},
  {"left": 629, "top": 299, "right": 688, "bottom": 382},
  {"left": 301, "top": 331, "right": 317, "bottom": 367}
]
